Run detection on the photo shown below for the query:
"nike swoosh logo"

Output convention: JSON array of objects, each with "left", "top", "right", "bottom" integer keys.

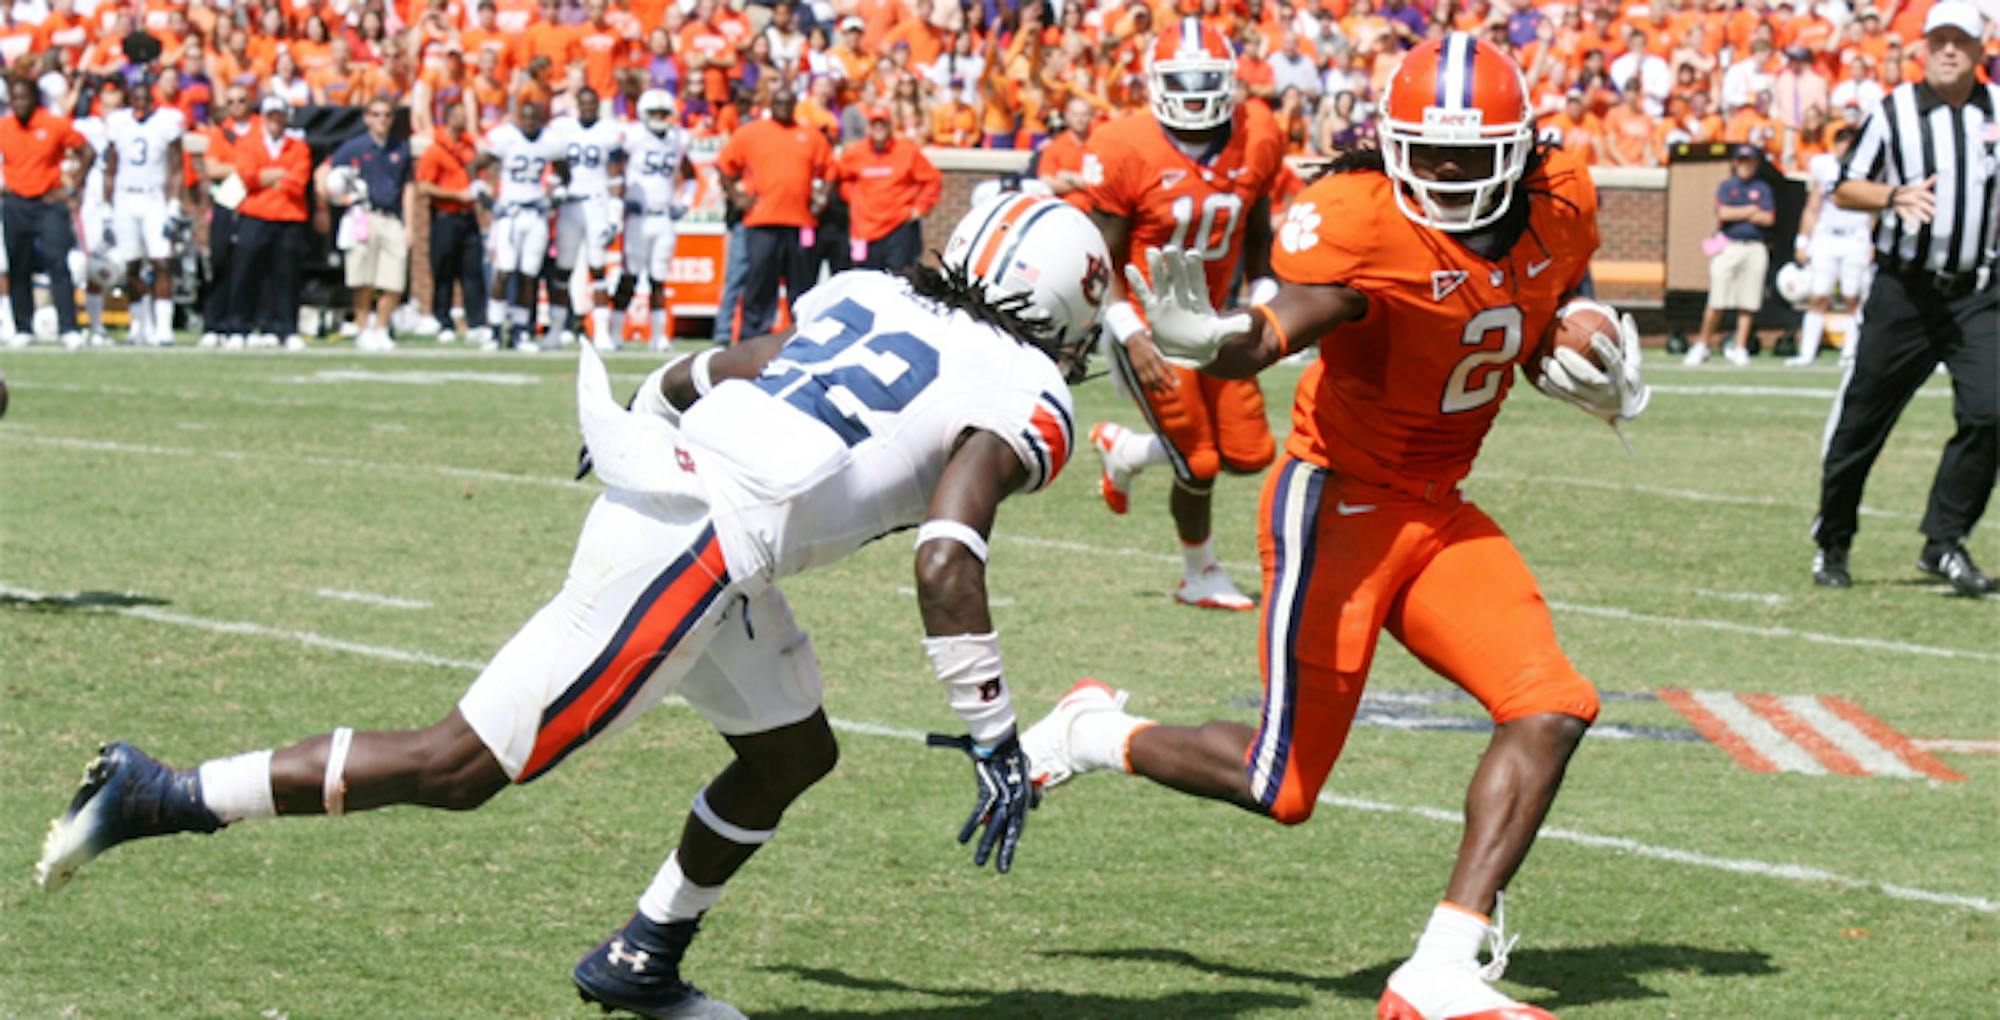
[
  {"left": 1526, "top": 257, "right": 1553, "bottom": 278},
  {"left": 1335, "top": 502, "right": 1376, "bottom": 516}
]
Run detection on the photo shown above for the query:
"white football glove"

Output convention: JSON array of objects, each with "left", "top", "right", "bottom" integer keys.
[
  {"left": 1534, "top": 301, "right": 1651, "bottom": 426},
  {"left": 1121, "top": 245, "right": 1250, "bottom": 369}
]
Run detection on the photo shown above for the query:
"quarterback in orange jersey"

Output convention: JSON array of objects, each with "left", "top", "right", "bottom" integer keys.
[
  {"left": 1081, "top": 17, "right": 1286, "bottom": 611},
  {"left": 1023, "top": 33, "right": 1652, "bottom": 1020}
]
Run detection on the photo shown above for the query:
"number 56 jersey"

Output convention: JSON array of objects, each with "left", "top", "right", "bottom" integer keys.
[
  {"left": 680, "top": 271, "right": 1075, "bottom": 584},
  {"left": 1272, "top": 148, "right": 1599, "bottom": 496}
]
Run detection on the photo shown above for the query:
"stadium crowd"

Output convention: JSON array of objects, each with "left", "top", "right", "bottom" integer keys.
[{"left": 0, "top": 0, "right": 1994, "bottom": 348}]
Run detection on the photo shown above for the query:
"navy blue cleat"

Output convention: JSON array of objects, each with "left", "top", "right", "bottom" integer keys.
[
  {"left": 36, "top": 742, "right": 222, "bottom": 892},
  {"left": 573, "top": 913, "right": 745, "bottom": 1019}
]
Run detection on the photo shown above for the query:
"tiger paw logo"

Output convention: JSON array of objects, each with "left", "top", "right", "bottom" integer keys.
[
  {"left": 1279, "top": 203, "right": 1322, "bottom": 255},
  {"left": 1080, "top": 252, "right": 1110, "bottom": 307},
  {"left": 1080, "top": 153, "right": 1104, "bottom": 187}
]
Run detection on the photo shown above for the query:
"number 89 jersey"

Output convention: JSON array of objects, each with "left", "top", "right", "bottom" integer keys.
[
  {"left": 1271, "top": 148, "right": 1599, "bottom": 494},
  {"left": 680, "top": 271, "right": 1075, "bottom": 582},
  {"left": 1080, "top": 105, "right": 1283, "bottom": 306}
]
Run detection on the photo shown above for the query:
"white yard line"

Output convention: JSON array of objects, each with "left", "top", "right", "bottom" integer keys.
[
  {"left": 5, "top": 579, "right": 1994, "bottom": 916},
  {"left": 1694, "top": 588, "right": 1791, "bottom": 608},
  {"left": 1915, "top": 739, "right": 2000, "bottom": 755},
  {"left": 1468, "top": 469, "right": 1917, "bottom": 520},
  {"left": 1779, "top": 695, "right": 1921, "bottom": 780},
  {"left": 312, "top": 588, "right": 432, "bottom": 610},
  {"left": 1687, "top": 691, "right": 1826, "bottom": 775},
  {"left": 0, "top": 431, "right": 591, "bottom": 493},
  {"left": 277, "top": 369, "right": 541, "bottom": 386},
  {"left": 1650, "top": 383, "right": 1948, "bottom": 400}
]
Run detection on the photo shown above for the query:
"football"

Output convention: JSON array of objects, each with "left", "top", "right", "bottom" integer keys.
[{"left": 1540, "top": 299, "right": 1621, "bottom": 370}]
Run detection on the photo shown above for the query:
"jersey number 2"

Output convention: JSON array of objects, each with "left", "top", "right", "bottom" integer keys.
[
  {"left": 1441, "top": 306, "right": 1522, "bottom": 414},
  {"left": 754, "top": 298, "right": 939, "bottom": 447}
]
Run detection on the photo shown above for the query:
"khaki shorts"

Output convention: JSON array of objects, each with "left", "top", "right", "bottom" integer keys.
[
  {"left": 1708, "top": 240, "right": 1768, "bottom": 312},
  {"left": 344, "top": 210, "right": 408, "bottom": 294}
]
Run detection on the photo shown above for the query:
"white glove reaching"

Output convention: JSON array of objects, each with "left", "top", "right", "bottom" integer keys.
[
  {"left": 1534, "top": 303, "right": 1651, "bottom": 429},
  {"left": 1120, "top": 245, "right": 1250, "bottom": 369}
]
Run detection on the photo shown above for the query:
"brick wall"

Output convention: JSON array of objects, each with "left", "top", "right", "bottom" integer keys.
[{"left": 924, "top": 150, "right": 1669, "bottom": 306}]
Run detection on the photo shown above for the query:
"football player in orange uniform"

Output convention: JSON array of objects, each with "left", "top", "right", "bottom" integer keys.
[
  {"left": 1081, "top": 18, "right": 1286, "bottom": 610},
  {"left": 1024, "top": 34, "right": 1651, "bottom": 1020}
]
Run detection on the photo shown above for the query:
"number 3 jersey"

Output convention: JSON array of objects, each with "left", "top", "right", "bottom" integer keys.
[
  {"left": 1081, "top": 105, "right": 1284, "bottom": 305},
  {"left": 1272, "top": 147, "right": 1599, "bottom": 493},
  {"left": 680, "top": 271, "right": 1075, "bottom": 584}
]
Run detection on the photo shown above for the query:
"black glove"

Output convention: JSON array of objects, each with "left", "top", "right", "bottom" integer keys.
[{"left": 927, "top": 730, "right": 1038, "bottom": 873}]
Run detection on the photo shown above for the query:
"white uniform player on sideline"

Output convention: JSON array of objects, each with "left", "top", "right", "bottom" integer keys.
[
  {"left": 548, "top": 87, "right": 627, "bottom": 349},
  {"left": 103, "top": 80, "right": 186, "bottom": 347},
  {"left": 613, "top": 88, "right": 698, "bottom": 352},
  {"left": 36, "top": 193, "right": 1111, "bottom": 1020},
  {"left": 1788, "top": 126, "right": 1875, "bottom": 366},
  {"left": 70, "top": 78, "right": 121, "bottom": 348},
  {"left": 473, "top": 101, "right": 570, "bottom": 352}
]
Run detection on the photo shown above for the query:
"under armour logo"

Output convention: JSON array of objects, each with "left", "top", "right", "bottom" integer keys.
[
  {"left": 977, "top": 679, "right": 1003, "bottom": 702},
  {"left": 675, "top": 447, "right": 695, "bottom": 473},
  {"left": 606, "top": 939, "right": 651, "bottom": 971},
  {"left": 1431, "top": 271, "right": 1469, "bottom": 302}
]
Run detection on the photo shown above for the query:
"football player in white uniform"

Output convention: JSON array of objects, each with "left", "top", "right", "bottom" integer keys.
[
  {"left": 548, "top": 87, "right": 627, "bottom": 349},
  {"left": 611, "top": 88, "right": 697, "bottom": 352},
  {"left": 37, "top": 194, "right": 1111, "bottom": 1018},
  {"left": 473, "top": 101, "right": 570, "bottom": 351},
  {"left": 103, "top": 79, "right": 186, "bottom": 347},
  {"left": 1787, "top": 125, "right": 1874, "bottom": 366},
  {"left": 71, "top": 76, "right": 122, "bottom": 348}
]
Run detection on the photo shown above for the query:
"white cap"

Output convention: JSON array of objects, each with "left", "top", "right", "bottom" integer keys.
[
  {"left": 260, "top": 95, "right": 288, "bottom": 115},
  {"left": 1923, "top": 0, "right": 1985, "bottom": 39}
]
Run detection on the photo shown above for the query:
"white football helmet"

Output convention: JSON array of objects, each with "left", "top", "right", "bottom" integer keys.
[
  {"left": 85, "top": 250, "right": 120, "bottom": 289},
  {"left": 638, "top": 89, "right": 675, "bottom": 135},
  {"left": 1146, "top": 18, "right": 1237, "bottom": 132},
  {"left": 1775, "top": 261, "right": 1811, "bottom": 308},
  {"left": 941, "top": 192, "right": 1111, "bottom": 379},
  {"left": 1378, "top": 32, "right": 1535, "bottom": 232},
  {"left": 325, "top": 164, "right": 367, "bottom": 204}
]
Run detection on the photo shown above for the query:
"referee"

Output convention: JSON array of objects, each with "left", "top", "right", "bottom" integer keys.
[{"left": 1812, "top": 0, "right": 1999, "bottom": 596}]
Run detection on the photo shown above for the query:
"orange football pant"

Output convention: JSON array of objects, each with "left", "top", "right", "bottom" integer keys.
[
  {"left": 1110, "top": 344, "right": 1275, "bottom": 483},
  {"left": 1245, "top": 456, "right": 1600, "bottom": 825}
]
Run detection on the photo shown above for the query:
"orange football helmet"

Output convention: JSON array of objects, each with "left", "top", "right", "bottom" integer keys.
[
  {"left": 1377, "top": 32, "right": 1534, "bottom": 232},
  {"left": 1146, "top": 18, "right": 1237, "bottom": 132}
]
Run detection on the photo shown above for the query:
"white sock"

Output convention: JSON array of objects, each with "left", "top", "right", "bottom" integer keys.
[
  {"left": 86, "top": 292, "right": 103, "bottom": 333},
  {"left": 548, "top": 305, "right": 570, "bottom": 338},
  {"left": 488, "top": 298, "right": 507, "bottom": 329},
  {"left": 1409, "top": 902, "right": 1490, "bottom": 967},
  {"left": 1118, "top": 431, "right": 1172, "bottom": 470},
  {"left": 1072, "top": 711, "right": 1151, "bottom": 773},
  {"left": 510, "top": 305, "right": 530, "bottom": 329},
  {"left": 1181, "top": 537, "right": 1219, "bottom": 575},
  {"left": 154, "top": 298, "right": 174, "bottom": 338},
  {"left": 129, "top": 297, "right": 152, "bottom": 339},
  {"left": 1797, "top": 311, "right": 1825, "bottom": 360},
  {"left": 637, "top": 851, "right": 724, "bottom": 924},
  {"left": 649, "top": 309, "right": 666, "bottom": 343},
  {"left": 592, "top": 307, "right": 610, "bottom": 342},
  {"left": 197, "top": 749, "right": 276, "bottom": 823},
  {"left": 609, "top": 311, "right": 626, "bottom": 342}
]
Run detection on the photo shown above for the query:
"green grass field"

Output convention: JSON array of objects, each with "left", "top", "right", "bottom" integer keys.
[{"left": 1, "top": 343, "right": 1994, "bottom": 1019}]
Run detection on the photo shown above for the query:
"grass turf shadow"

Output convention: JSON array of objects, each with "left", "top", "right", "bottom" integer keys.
[
  {"left": 755, "top": 964, "right": 1307, "bottom": 1018},
  {"left": 0, "top": 590, "right": 169, "bottom": 612},
  {"left": 1044, "top": 942, "right": 1779, "bottom": 1010}
]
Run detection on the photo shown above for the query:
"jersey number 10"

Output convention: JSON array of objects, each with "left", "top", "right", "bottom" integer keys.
[{"left": 1166, "top": 193, "right": 1243, "bottom": 260}]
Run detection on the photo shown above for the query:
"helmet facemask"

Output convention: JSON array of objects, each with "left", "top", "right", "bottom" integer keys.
[
  {"left": 1378, "top": 105, "right": 1532, "bottom": 233},
  {"left": 1147, "top": 57, "right": 1236, "bottom": 131}
]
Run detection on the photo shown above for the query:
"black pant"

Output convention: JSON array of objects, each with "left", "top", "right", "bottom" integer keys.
[
  {"left": 3, "top": 193, "right": 79, "bottom": 336},
  {"left": 740, "top": 224, "right": 815, "bottom": 337},
  {"left": 1815, "top": 270, "right": 1999, "bottom": 549},
  {"left": 206, "top": 205, "right": 241, "bottom": 333},
  {"left": 429, "top": 210, "right": 487, "bottom": 329},
  {"left": 858, "top": 219, "right": 922, "bottom": 272},
  {"left": 230, "top": 215, "right": 305, "bottom": 336}
]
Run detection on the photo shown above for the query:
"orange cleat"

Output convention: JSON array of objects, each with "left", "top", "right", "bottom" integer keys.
[{"left": 1090, "top": 422, "right": 1135, "bottom": 515}]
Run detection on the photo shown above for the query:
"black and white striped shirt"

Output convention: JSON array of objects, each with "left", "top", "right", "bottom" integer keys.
[{"left": 1841, "top": 80, "right": 2000, "bottom": 276}]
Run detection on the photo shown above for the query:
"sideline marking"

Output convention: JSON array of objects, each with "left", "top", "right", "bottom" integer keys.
[
  {"left": 1659, "top": 689, "right": 1963, "bottom": 782},
  {"left": 1916, "top": 739, "right": 2000, "bottom": 755},
  {"left": 313, "top": 588, "right": 432, "bottom": 610},
  {"left": 2, "top": 432, "right": 1987, "bottom": 661},
  {"left": 1651, "top": 383, "right": 1948, "bottom": 400},
  {"left": 1694, "top": 588, "right": 1791, "bottom": 607},
  {"left": 5, "top": 581, "right": 1993, "bottom": 915},
  {"left": 1469, "top": 470, "right": 1917, "bottom": 521},
  {"left": 281, "top": 369, "right": 540, "bottom": 386}
]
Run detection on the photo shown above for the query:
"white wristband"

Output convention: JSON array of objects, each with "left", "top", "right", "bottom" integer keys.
[
  {"left": 915, "top": 519, "right": 988, "bottom": 562},
  {"left": 632, "top": 354, "right": 691, "bottom": 425},
  {"left": 922, "top": 632, "right": 1014, "bottom": 746},
  {"left": 1104, "top": 300, "right": 1145, "bottom": 343},
  {"left": 691, "top": 347, "right": 720, "bottom": 396}
]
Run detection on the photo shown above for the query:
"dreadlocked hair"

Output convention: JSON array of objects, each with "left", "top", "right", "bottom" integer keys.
[
  {"left": 1305, "top": 138, "right": 1581, "bottom": 237},
  {"left": 900, "top": 259, "right": 1092, "bottom": 384}
]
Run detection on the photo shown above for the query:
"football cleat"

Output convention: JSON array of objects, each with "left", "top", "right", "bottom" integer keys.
[
  {"left": 1090, "top": 422, "right": 1138, "bottom": 515},
  {"left": 1377, "top": 965, "right": 1556, "bottom": 1020},
  {"left": 1020, "top": 678, "right": 1130, "bottom": 790},
  {"left": 573, "top": 914, "right": 745, "bottom": 1020},
  {"left": 37, "top": 742, "right": 222, "bottom": 892},
  {"left": 1812, "top": 545, "right": 1852, "bottom": 589},
  {"left": 1917, "top": 541, "right": 1995, "bottom": 597},
  {"left": 1175, "top": 563, "right": 1255, "bottom": 611}
]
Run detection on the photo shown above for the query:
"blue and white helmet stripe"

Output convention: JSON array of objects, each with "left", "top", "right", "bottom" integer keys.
[{"left": 1437, "top": 32, "right": 1476, "bottom": 111}]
